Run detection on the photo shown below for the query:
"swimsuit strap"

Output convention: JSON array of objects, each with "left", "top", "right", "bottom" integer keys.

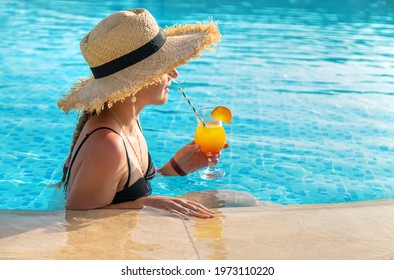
[{"left": 63, "top": 127, "right": 131, "bottom": 191}]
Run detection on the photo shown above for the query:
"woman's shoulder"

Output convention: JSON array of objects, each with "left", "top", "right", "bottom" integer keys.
[{"left": 81, "top": 125, "right": 126, "bottom": 160}]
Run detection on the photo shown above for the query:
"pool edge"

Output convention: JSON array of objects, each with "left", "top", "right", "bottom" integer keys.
[{"left": 1, "top": 198, "right": 394, "bottom": 260}]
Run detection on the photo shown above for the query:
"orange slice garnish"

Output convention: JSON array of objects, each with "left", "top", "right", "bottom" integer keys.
[{"left": 211, "top": 106, "right": 232, "bottom": 124}]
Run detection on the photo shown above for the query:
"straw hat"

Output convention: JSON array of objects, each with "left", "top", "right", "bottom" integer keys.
[{"left": 57, "top": 8, "right": 221, "bottom": 114}]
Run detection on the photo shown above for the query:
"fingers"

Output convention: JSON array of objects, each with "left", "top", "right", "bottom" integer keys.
[
  {"left": 189, "top": 144, "right": 200, "bottom": 153},
  {"left": 186, "top": 141, "right": 199, "bottom": 151},
  {"left": 180, "top": 143, "right": 200, "bottom": 155},
  {"left": 189, "top": 202, "right": 216, "bottom": 215},
  {"left": 147, "top": 196, "right": 215, "bottom": 220},
  {"left": 169, "top": 209, "right": 191, "bottom": 220},
  {"left": 170, "top": 208, "right": 214, "bottom": 220},
  {"left": 169, "top": 207, "right": 212, "bottom": 220},
  {"left": 174, "top": 199, "right": 215, "bottom": 219},
  {"left": 211, "top": 154, "right": 220, "bottom": 165}
]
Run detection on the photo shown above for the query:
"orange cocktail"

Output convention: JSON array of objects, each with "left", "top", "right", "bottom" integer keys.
[
  {"left": 194, "top": 121, "right": 226, "bottom": 155},
  {"left": 194, "top": 107, "right": 231, "bottom": 180}
]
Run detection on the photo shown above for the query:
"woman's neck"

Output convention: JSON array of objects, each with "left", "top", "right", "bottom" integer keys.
[{"left": 106, "top": 95, "right": 143, "bottom": 133}]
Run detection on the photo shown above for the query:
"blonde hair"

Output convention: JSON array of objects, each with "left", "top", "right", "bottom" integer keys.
[{"left": 61, "top": 112, "right": 92, "bottom": 183}]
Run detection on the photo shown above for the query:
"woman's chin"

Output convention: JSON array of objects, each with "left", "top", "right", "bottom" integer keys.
[
  {"left": 161, "top": 93, "right": 169, "bottom": 104},
  {"left": 153, "top": 96, "right": 168, "bottom": 106}
]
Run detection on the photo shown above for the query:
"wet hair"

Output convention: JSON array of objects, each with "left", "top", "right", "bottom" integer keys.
[{"left": 61, "top": 111, "right": 92, "bottom": 183}]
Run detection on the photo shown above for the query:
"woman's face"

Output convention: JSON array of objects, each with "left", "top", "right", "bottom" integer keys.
[{"left": 138, "top": 68, "right": 179, "bottom": 105}]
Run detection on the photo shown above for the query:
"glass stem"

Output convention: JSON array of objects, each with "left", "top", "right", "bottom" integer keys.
[
  {"left": 200, "top": 152, "right": 225, "bottom": 180},
  {"left": 207, "top": 153, "right": 216, "bottom": 171}
]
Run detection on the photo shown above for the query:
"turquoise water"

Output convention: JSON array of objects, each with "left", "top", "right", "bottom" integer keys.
[{"left": 1, "top": 0, "right": 394, "bottom": 210}]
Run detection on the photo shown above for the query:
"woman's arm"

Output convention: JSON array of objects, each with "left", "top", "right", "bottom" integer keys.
[
  {"left": 65, "top": 131, "right": 128, "bottom": 210},
  {"left": 159, "top": 141, "right": 214, "bottom": 176},
  {"left": 159, "top": 141, "right": 228, "bottom": 176},
  {"left": 103, "top": 196, "right": 215, "bottom": 220}
]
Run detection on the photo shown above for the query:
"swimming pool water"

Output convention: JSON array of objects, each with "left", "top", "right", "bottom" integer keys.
[{"left": 1, "top": 0, "right": 394, "bottom": 210}]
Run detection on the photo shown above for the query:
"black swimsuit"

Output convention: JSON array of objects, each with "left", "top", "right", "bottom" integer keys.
[{"left": 64, "top": 127, "right": 155, "bottom": 204}]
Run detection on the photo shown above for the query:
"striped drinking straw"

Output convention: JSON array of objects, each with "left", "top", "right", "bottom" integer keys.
[{"left": 178, "top": 88, "right": 207, "bottom": 127}]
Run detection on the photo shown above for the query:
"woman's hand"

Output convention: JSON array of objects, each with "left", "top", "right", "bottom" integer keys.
[
  {"left": 158, "top": 141, "right": 229, "bottom": 176},
  {"left": 172, "top": 141, "right": 229, "bottom": 174},
  {"left": 139, "top": 196, "right": 215, "bottom": 220}
]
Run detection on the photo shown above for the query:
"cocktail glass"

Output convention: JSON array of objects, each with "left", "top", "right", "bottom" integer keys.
[{"left": 194, "top": 107, "right": 226, "bottom": 180}]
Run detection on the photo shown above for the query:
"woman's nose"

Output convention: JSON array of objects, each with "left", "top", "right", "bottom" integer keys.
[{"left": 169, "top": 68, "right": 179, "bottom": 79}]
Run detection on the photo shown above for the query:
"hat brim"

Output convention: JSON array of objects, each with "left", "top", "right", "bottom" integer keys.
[{"left": 57, "top": 21, "right": 221, "bottom": 114}]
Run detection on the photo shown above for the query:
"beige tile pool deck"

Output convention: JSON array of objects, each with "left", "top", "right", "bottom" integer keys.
[{"left": 1, "top": 198, "right": 394, "bottom": 260}]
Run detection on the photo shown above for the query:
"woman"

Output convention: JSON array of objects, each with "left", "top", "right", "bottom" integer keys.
[{"left": 57, "top": 8, "right": 221, "bottom": 219}]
